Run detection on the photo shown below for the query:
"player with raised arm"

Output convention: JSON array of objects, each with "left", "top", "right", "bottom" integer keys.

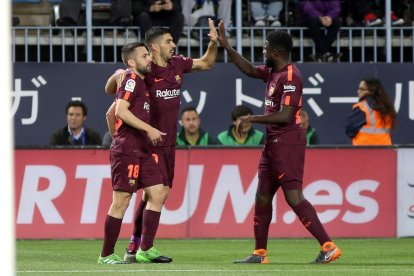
[
  {"left": 105, "top": 18, "right": 219, "bottom": 263},
  {"left": 217, "top": 23, "right": 341, "bottom": 264},
  {"left": 98, "top": 42, "right": 170, "bottom": 265}
]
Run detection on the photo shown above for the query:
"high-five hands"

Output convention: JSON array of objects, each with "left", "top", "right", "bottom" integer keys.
[
  {"left": 217, "top": 20, "right": 229, "bottom": 48},
  {"left": 207, "top": 18, "right": 219, "bottom": 43}
]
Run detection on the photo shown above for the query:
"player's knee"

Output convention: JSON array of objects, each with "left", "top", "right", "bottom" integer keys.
[
  {"left": 284, "top": 192, "right": 305, "bottom": 207},
  {"left": 146, "top": 184, "right": 168, "bottom": 205},
  {"left": 110, "top": 193, "right": 132, "bottom": 216},
  {"left": 255, "top": 192, "right": 273, "bottom": 206},
  {"left": 163, "top": 187, "right": 170, "bottom": 201},
  {"left": 285, "top": 196, "right": 301, "bottom": 208}
]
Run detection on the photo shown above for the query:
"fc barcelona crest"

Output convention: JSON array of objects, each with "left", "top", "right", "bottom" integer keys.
[
  {"left": 268, "top": 86, "right": 275, "bottom": 96},
  {"left": 175, "top": 75, "right": 181, "bottom": 84}
]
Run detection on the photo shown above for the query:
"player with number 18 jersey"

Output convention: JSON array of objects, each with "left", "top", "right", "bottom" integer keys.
[{"left": 110, "top": 69, "right": 162, "bottom": 193}]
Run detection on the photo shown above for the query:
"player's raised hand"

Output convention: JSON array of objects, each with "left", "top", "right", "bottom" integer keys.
[
  {"left": 147, "top": 127, "right": 167, "bottom": 146},
  {"left": 207, "top": 18, "right": 218, "bottom": 43},
  {"left": 217, "top": 20, "right": 229, "bottom": 49}
]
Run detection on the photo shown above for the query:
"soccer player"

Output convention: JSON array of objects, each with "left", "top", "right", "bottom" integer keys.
[
  {"left": 217, "top": 23, "right": 342, "bottom": 264},
  {"left": 105, "top": 18, "right": 219, "bottom": 263},
  {"left": 98, "top": 42, "right": 171, "bottom": 264}
]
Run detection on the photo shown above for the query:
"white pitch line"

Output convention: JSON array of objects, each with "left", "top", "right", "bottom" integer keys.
[{"left": 17, "top": 268, "right": 414, "bottom": 273}]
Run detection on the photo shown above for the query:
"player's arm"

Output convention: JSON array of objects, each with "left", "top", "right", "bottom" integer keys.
[
  {"left": 105, "top": 69, "right": 126, "bottom": 95},
  {"left": 239, "top": 105, "right": 295, "bottom": 133},
  {"left": 217, "top": 21, "right": 262, "bottom": 79},
  {"left": 105, "top": 102, "right": 116, "bottom": 138},
  {"left": 192, "top": 18, "right": 218, "bottom": 71},
  {"left": 115, "top": 99, "right": 166, "bottom": 145}
]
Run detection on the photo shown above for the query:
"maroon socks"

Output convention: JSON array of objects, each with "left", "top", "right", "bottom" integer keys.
[
  {"left": 101, "top": 215, "right": 122, "bottom": 257},
  {"left": 254, "top": 204, "right": 273, "bottom": 250},
  {"left": 133, "top": 200, "right": 147, "bottom": 237},
  {"left": 140, "top": 209, "right": 161, "bottom": 251},
  {"left": 292, "top": 200, "right": 331, "bottom": 245}
]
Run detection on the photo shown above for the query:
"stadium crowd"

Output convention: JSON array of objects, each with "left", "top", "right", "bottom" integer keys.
[{"left": 13, "top": 1, "right": 411, "bottom": 33}]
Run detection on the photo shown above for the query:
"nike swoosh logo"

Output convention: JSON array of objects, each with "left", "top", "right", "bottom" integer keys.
[
  {"left": 324, "top": 248, "right": 336, "bottom": 261},
  {"left": 154, "top": 78, "right": 164, "bottom": 83},
  {"left": 408, "top": 183, "right": 414, "bottom": 188},
  {"left": 278, "top": 172, "right": 286, "bottom": 179}
]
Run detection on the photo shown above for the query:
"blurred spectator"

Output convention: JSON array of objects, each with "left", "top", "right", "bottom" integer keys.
[
  {"left": 181, "top": 0, "right": 195, "bottom": 27},
  {"left": 299, "top": 0, "right": 342, "bottom": 62},
  {"left": 102, "top": 130, "right": 113, "bottom": 146},
  {"left": 348, "top": 0, "right": 405, "bottom": 27},
  {"left": 217, "top": 105, "right": 264, "bottom": 146},
  {"left": 57, "top": 0, "right": 183, "bottom": 42},
  {"left": 136, "top": 0, "right": 184, "bottom": 44},
  {"left": 250, "top": 0, "right": 283, "bottom": 27},
  {"left": 55, "top": 0, "right": 141, "bottom": 27},
  {"left": 109, "top": 0, "right": 142, "bottom": 26},
  {"left": 55, "top": 0, "right": 82, "bottom": 26},
  {"left": 176, "top": 106, "right": 217, "bottom": 145},
  {"left": 12, "top": 16, "right": 20, "bottom": 27},
  {"left": 345, "top": 78, "right": 396, "bottom": 145},
  {"left": 181, "top": 0, "right": 233, "bottom": 36},
  {"left": 182, "top": 0, "right": 232, "bottom": 29},
  {"left": 50, "top": 100, "right": 102, "bottom": 146},
  {"left": 300, "top": 109, "right": 318, "bottom": 145}
]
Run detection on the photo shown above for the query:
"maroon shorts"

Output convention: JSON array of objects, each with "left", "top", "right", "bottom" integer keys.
[
  {"left": 258, "top": 131, "right": 306, "bottom": 193},
  {"left": 110, "top": 151, "right": 163, "bottom": 193},
  {"left": 154, "top": 145, "right": 176, "bottom": 188}
]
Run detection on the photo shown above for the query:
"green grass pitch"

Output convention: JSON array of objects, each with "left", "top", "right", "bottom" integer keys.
[{"left": 17, "top": 238, "right": 414, "bottom": 275}]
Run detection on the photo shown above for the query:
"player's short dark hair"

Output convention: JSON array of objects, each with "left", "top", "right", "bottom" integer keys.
[
  {"left": 181, "top": 106, "right": 198, "bottom": 116},
  {"left": 66, "top": 100, "right": 87, "bottom": 116},
  {"left": 121, "top": 42, "right": 147, "bottom": 66},
  {"left": 145, "top": 26, "right": 171, "bottom": 48},
  {"left": 231, "top": 105, "right": 253, "bottom": 121},
  {"left": 266, "top": 30, "right": 293, "bottom": 54}
]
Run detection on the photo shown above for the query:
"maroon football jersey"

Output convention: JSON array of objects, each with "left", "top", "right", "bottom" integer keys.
[
  {"left": 145, "top": 56, "right": 193, "bottom": 146},
  {"left": 257, "top": 64, "right": 303, "bottom": 142},
  {"left": 110, "top": 70, "right": 152, "bottom": 157}
]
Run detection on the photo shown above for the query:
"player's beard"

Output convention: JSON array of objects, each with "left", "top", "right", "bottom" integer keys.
[
  {"left": 137, "top": 64, "right": 151, "bottom": 75},
  {"left": 265, "top": 58, "right": 275, "bottom": 68},
  {"left": 161, "top": 49, "right": 174, "bottom": 62}
]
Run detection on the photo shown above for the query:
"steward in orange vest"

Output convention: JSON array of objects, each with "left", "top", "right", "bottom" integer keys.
[{"left": 345, "top": 96, "right": 393, "bottom": 145}]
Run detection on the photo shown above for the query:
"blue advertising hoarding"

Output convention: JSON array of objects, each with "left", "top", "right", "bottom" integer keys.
[{"left": 12, "top": 63, "right": 414, "bottom": 146}]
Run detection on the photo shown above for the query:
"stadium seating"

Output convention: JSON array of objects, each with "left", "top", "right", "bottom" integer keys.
[
  {"left": 12, "top": 0, "right": 53, "bottom": 26},
  {"left": 49, "top": 0, "right": 112, "bottom": 27},
  {"left": 12, "top": 0, "right": 41, "bottom": 3},
  {"left": 12, "top": 0, "right": 112, "bottom": 26}
]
